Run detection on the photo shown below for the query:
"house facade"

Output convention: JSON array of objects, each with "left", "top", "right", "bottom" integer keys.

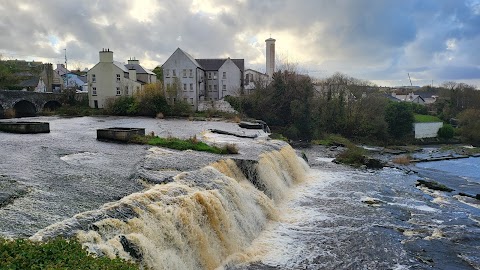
[
  {"left": 87, "top": 49, "right": 155, "bottom": 109},
  {"left": 162, "top": 48, "right": 244, "bottom": 110},
  {"left": 244, "top": 68, "right": 268, "bottom": 94}
]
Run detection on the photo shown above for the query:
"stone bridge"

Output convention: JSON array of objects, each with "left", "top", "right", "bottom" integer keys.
[{"left": 0, "top": 90, "right": 64, "bottom": 118}]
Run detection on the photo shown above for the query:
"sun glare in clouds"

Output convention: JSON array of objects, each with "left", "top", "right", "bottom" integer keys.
[
  {"left": 190, "top": 0, "right": 232, "bottom": 17},
  {"left": 129, "top": 0, "right": 161, "bottom": 23}
]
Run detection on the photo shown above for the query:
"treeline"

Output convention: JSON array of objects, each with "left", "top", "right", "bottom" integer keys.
[{"left": 227, "top": 70, "right": 480, "bottom": 146}]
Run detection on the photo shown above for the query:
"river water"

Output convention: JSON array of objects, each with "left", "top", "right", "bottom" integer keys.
[{"left": 1, "top": 116, "right": 479, "bottom": 269}]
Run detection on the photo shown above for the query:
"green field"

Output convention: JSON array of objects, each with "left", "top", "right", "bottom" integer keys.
[{"left": 414, "top": 114, "right": 442, "bottom": 123}]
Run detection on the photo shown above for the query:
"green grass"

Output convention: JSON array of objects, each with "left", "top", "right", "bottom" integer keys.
[
  {"left": 131, "top": 135, "right": 238, "bottom": 154},
  {"left": 414, "top": 114, "right": 442, "bottom": 123},
  {"left": 312, "top": 134, "right": 354, "bottom": 148},
  {"left": 0, "top": 237, "right": 138, "bottom": 270}
]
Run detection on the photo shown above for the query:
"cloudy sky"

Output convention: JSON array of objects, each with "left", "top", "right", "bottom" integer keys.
[{"left": 1, "top": 0, "right": 479, "bottom": 87}]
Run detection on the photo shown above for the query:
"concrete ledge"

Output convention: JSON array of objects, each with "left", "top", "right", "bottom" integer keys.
[
  {"left": 0, "top": 121, "right": 50, "bottom": 133},
  {"left": 97, "top": 127, "right": 145, "bottom": 142}
]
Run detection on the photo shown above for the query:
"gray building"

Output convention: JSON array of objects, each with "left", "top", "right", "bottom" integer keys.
[{"left": 162, "top": 48, "right": 244, "bottom": 110}]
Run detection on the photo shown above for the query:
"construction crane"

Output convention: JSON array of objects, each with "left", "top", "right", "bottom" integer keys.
[{"left": 407, "top": 73, "right": 413, "bottom": 87}]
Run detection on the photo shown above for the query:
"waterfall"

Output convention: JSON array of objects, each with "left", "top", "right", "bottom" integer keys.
[{"left": 31, "top": 146, "right": 309, "bottom": 270}]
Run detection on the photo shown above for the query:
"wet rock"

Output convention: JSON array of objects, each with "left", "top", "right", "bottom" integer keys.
[
  {"left": 416, "top": 179, "right": 454, "bottom": 192},
  {"left": 119, "top": 235, "right": 143, "bottom": 260},
  {"left": 0, "top": 176, "right": 30, "bottom": 208},
  {"left": 458, "top": 192, "right": 480, "bottom": 201},
  {"left": 363, "top": 156, "right": 385, "bottom": 169}
]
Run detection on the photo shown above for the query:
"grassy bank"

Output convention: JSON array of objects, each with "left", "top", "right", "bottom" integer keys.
[
  {"left": 414, "top": 114, "right": 442, "bottom": 123},
  {"left": 131, "top": 135, "right": 239, "bottom": 154},
  {"left": 0, "top": 237, "right": 137, "bottom": 269}
]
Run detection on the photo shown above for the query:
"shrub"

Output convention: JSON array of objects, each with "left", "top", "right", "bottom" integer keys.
[
  {"left": 104, "top": 96, "right": 137, "bottom": 116},
  {"left": 437, "top": 124, "right": 454, "bottom": 139},
  {"left": 392, "top": 155, "right": 412, "bottom": 165},
  {"left": 0, "top": 237, "right": 138, "bottom": 270},
  {"left": 335, "top": 145, "right": 366, "bottom": 167},
  {"left": 131, "top": 135, "right": 237, "bottom": 154}
]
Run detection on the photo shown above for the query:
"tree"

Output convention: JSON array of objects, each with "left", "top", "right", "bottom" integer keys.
[
  {"left": 385, "top": 102, "right": 414, "bottom": 139},
  {"left": 153, "top": 66, "right": 164, "bottom": 83},
  {"left": 134, "top": 83, "right": 170, "bottom": 116},
  {"left": 458, "top": 109, "right": 480, "bottom": 146}
]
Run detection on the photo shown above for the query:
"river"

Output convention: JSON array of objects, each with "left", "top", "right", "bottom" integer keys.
[{"left": 1, "top": 116, "right": 479, "bottom": 269}]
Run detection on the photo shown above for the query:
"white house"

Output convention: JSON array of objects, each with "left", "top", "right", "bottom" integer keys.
[
  {"left": 244, "top": 68, "right": 268, "bottom": 94},
  {"left": 87, "top": 49, "right": 155, "bottom": 109},
  {"left": 161, "top": 48, "right": 244, "bottom": 110}
]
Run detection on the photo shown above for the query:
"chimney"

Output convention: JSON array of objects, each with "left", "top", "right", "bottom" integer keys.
[
  {"left": 128, "top": 58, "right": 140, "bottom": 65},
  {"left": 99, "top": 48, "right": 114, "bottom": 63},
  {"left": 129, "top": 68, "right": 137, "bottom": 81},
  {"left": 265, "top": 37, "right": 276, "bottom": 78}
]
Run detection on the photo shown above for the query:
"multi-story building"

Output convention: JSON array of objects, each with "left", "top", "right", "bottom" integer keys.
[
  {"left": 162, "top": 48, "right": 244, "bottom": 110},
  {"left": 87, "top": 49, "right": 156, "bottom": 109}
]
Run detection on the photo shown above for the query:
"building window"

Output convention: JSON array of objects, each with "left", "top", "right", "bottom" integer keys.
[
  {"left": 173, "top": 69, "right": 176, "bottom": 77},
  {"left": 213, "top": 72, "right": 217, "bottom": 79},
  {"left": 222, "top": 85, "right": 226, "bottom": 91},
  {"left": 183, "top": 84, "right": 187, "bottom": 91},
  {"left": 214, "top": 85, "right": 218, "bottom": 91},
  {"left": 92, "top": 87, "right": 97, "bottom": 95},
  {"left": 116, "top": 87, "right": 121, "bottom": 95},
  {"left": 166, "top": 69, "right": 170, "bottom": 77},
  {"left": 208, "top": 72, "right": 212, "bottom": 79},
  {"left": 92, "top": 74, "right": 96, "bottom": 83},
  {"left": 222, "top": 72, "right": 226, "bottom": 79},
  {"left": 208, "top": 85, "right": 212, "bottom": 92},
  {"left": 183, "top": 69, "right": 187, "bottom": 77},
  {"left": 190, "top": 98, "right": 194, "bottom": 105},
  {"left": 190, "top": 83, "right": 193, "bottom": 91},
  {"left": 189, "top": 69, "right": 193, "bottom": 77},
  {"left": 116, "top": 74, "right": 121, "bottom": 82},
  {"left": 125, "top": 86, "right": 129, "bottom": 95}
]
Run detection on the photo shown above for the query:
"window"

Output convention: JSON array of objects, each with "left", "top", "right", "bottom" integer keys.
[
  {"left": 245, "top": 74, "right": 249, "bottom": 84},
  {"left": 183, "top": 84, "right": 187, "bottom": 91},
  {"left": 190, "top": 83, "right": 193, "bottom": 91},
  {"left": 92, "top": 87, "right": 97, "bottom": 95},
  {"left": 92, "top": 74, "right": 96, "bottom": 83},
  {"left": 213, "top": 72, "right": 217, "bottom": 79},
  {"left": 116, "top": 87, "right": 121, "bottom": 95},
  {"left": 208, "top": 85, "right": 212, "bottom": 92},
  {"left": 116, "top": 74, "right": 121, "bottom": 82},
  {"left": 214, "top": 85, "right": 218, "bottom": 91},
  {"left": 189, "top": 69, "right": 193, "bottom": 77},
  {"left": 190, "top": 98, "right": 194, "bottom": 105},
  {"left": 125, "top": 86, "right": 129, "bottom": 95},
  {"left": 173, "top": 69, "right": 176, "bottom": 77},
  {"left": 222, "top": 72, "right": 226, "bottom": 79},
  {"left": 222, "top": 85, "right": 226, "bottom": 91},
  {"left": 166, "top": 69, "right": 170, "bottom": 77},
  {"left": 208, "top": 72, "right": 212, "bottom": 79},
  {"left": 183, "top": 69, "right": 187, "bottom": 77}
]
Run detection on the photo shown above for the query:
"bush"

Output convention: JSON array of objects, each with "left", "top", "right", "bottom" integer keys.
[
  {"left": 335, "top": 145, "right": 366, "bottom": 167},
  {"left": 0, "top": 237, "right": 138, "bottom": 270},
  {"left": 104, "top": 96, "right": 137, "bottom": 116},
  {"left": 169, "top": 101, "right": 192, "bottom": 117},
  {"left": 437, "top": 124, "right": 455, "bottom": 139},
  {"left": 458, "top": 109, "right": 480, "bottom": 146}
]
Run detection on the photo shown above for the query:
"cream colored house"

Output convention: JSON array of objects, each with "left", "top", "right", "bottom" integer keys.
[{"left": 87, "top": 49, "right": 155, "bottom": 109}]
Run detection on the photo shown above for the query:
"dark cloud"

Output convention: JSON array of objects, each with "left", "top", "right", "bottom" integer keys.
[{"left": 0, "top": 0, "right": 479, "bottom": 86}]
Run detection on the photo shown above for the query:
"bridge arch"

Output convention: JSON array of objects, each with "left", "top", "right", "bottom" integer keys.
[
  {"left": 13, "top": 100, "right": 37, "bottom": 118},
  {"left": 43, "top": 100, "right": 62, "bottom": 112}
]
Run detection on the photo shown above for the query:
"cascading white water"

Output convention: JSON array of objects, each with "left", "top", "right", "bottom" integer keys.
[{"left": 32, "top": 146, "right": 309, "bottom": 270}]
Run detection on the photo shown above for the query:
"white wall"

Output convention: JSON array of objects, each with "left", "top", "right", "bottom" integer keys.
[
  {"left": 218, "top": 59, "right": 242, "bottom": 98},
  {"left": 414, "top": 122, "right": 443, "bottom": 139},
  {"left": 163, "top": 49, "right": 199, "bottom": 109}
]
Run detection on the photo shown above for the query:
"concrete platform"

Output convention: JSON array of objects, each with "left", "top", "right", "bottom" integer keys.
[
  {"left": 97, "top": 127, "right": 145, "bottom": 142},
  {"left": 0, "top": 121, "right": 50, "bottom": 133}
]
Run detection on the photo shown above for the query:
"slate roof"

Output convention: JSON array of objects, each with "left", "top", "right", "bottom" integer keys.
[
  {"left": 125, "top": 63, "right": 155, "bottom": 75},
  {"left": 18, "top": 77, "right": 39, "bottom": 87},
  {"left": 196, "top": 58, "right": 244, "bottom": 71}
]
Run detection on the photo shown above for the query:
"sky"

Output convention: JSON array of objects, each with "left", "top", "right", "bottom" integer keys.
[{"left": 1, "top": 0, "right": 479, "bottom": 87}]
